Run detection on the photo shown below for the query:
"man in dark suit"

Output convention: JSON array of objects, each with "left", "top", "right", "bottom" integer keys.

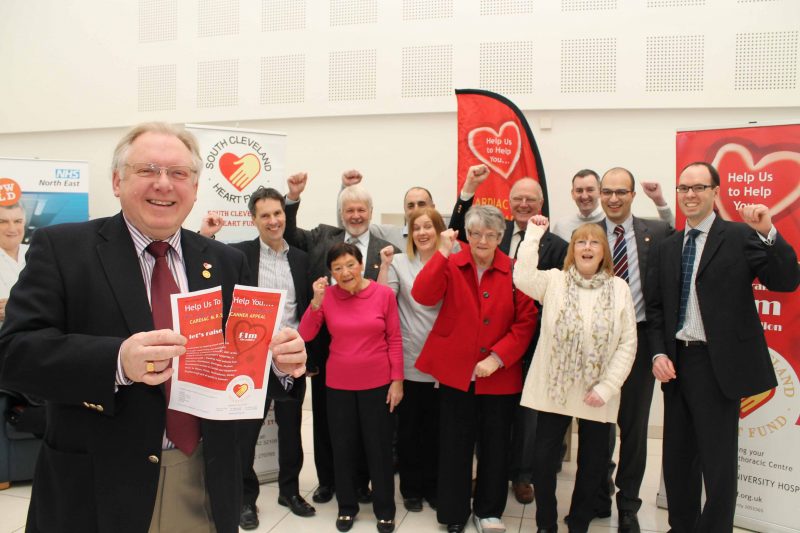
[
  {"left": 282, "top": 172, "right": 400, "bottom": 505},
  {"left": 449, "top": 164, "right": 568, "bottom": 504},
  {"left": 230, "top": 187, "right": 315, "bottom": 528},
  {"left": 0, "top": 123, "right": 307, "bottom": 533},
  {"left": 595, "top": 167, "right": 673, "bottom": 532},
  {"left": 648, "top": 162, "right": 799, "bottom": 532}
]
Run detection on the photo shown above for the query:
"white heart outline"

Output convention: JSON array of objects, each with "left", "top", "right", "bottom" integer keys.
[
  {"left": 711, "top": 143, "right": 800, "bottom": 221},
  {"left": 467, "top": 121, "right": 522, "bottom": 179}
]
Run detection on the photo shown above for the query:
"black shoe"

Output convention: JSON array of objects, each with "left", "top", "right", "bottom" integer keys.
[
  {"left": 312, "top": 484, "right": 335, "bottom": 503},
  {"left": 403, "top": 497, "right": 423, "bottom": 512},
  {"left": 537, "top": 528, "right": 557, "bottom": 533},
  {"left": 356, "top": 486, "right": 373, "bottom": 503},
  {"left": 239, "top": 503, "right": 259, "bottom": 530},
  {"left": 618, "top": 511, "right": 640, "bottom": 533},
  {"left": 425, "top": 495, "right": 437, "bottom": 509},
  {"left": 446, "top": 524, "right": 465, "bottom": 533},
  {"left": 336, "top": 515, "right": 355, "bottom": 532},
  {"left": 376, "top": 519, "right": 395, "bottom": 533},
  {"left": 278, "top": 494, "right": 316, "bottom": 517}
]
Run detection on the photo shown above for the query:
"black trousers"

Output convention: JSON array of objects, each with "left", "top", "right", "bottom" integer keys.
[
  {"left": 437, "top": 384, "right": 518, "bottom": 525},
  {"left": 327, "top": 385, "right": 396, "bottom": 521},
  {"left": 663, "top": 344, "right": 738, "bottom": 533},
  {"left": 609, "top": 322, "right": 655, "bottom": 513},
  {"left": 508, "top": 404, "right": 538, "bottom": 484},
  {"left": 310, "top": 370, "right": 335, "bottom": 488},
  {"left": 533, "top": 411, "right": 611, "bottom": 532},
  {"left": 239, "top": 396, "right": 304, "bottom": 505},
  {"left": 397, "top": 380, "right": 439, "bottom": 501}
]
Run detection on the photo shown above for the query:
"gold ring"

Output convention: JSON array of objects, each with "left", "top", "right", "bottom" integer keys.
[{"left": 146, "top": 362, "right": 156, "bottom": 373}]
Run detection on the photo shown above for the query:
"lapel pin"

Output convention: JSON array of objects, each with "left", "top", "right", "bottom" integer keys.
[
  {"left": 202, "top": 270, "right": 212, "bottom": 279},
  {"left": 203, "top": 262, "right": 212, "bottom": 269},
  {"left": 373, "top": 264, "right": 379, "bottom": 270},
  {"left": 645, "top": 236, "right": 651, "bottom": 243}
]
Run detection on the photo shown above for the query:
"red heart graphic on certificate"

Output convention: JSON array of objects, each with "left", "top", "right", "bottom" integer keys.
[
  {"left": 233, "top": 383, "right": 249, "bottom": 397},
  {"left": 739, "top": 388, "right": 775, "bottom": 419},
  {"left": 711, "top": 144, "right": 800, "bottom": 222},
  {"left": 468, "top": 121, "right": 521, "bottom": 179},
  {"left": 232, "top": 320, "right": 268, "bottom": 356},
  {"left": 219, "top": 152, "right": 261, "bottom": 191}
]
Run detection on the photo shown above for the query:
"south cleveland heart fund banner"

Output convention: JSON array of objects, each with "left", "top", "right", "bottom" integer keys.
[
  {"left": 456, "top": 89, "right": 549, "bottom": 218},
  {"left": 677, "top": 123, "right": 800, "bottom": 532},
  {"left": 186, "top": 124, "right": 286, "bottom": 242}
]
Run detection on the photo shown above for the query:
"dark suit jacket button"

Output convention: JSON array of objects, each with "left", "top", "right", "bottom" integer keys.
[
  {"left": 483, "top": 291, "right": 490, "bottom": 298},
  {"left": 483, "top": 318, "right": 490, "bottom": 325},
  {"left": 148, "top": 455, "right": 160, "bottom": 464}
]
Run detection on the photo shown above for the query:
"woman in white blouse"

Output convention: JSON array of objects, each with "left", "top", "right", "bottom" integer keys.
[{"left": 513, "top": 217, "right": 636, "bottom": 533}]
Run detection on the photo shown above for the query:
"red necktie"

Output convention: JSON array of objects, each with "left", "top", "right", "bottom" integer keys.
[{"left": 146, "top": 241, "right": 200, "bottom": 456}]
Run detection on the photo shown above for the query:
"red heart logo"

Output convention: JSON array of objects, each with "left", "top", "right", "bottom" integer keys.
[
  {"left": 233, "top": 383, "right": 249, "bottom": 397},
  {"left": 219, "top": 152, "right": 261, "bottom": 191},
  {"left": 468, "top": 121, "right": 521, "bottom": 179},
  {"left": 712, "top": 144, "right": 800, "bottom": 223},
  {"left": 740, "top": 388, "right": 775, "bottom": 419},
  {"left": 232, "top": 320, "right": 268, "bottom": 356}
]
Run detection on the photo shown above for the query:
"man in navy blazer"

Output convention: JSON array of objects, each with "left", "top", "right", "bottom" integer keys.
[
  {"left": 648, "top": 162, "right": 799, "bottom": 532},
  {"left": 228, "top": 187, "right": 315, "bottom": 528},
  {"left": 0, "top": 123, "right": 307, "bottom": 533}
]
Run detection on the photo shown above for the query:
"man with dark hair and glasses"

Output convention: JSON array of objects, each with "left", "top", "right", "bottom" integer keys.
[
  {"left": 647, "top": 161, "right": 798, "bottom": 532},
  {"left": 589, "top": 166, "right": 674, "bottom": 532}
]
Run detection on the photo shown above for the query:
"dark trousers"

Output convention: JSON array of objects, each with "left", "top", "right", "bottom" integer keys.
[
  {"left": 397, "top": 380, "right": 439, "bottom": 500},
  {"left": 239, "top": 397, "right": 304, "bottom": 505},
  {"left": 437, "top": 384, "right": 518, "bottom": 525},
  {"left": 508, "top": 405, "right": 538, "bottom": 484},
  {"left": 610, "top": 322, "right": 655, "bottom": 513},
  {"left": 310, "top": 371, "right": 335, "bottom": 488},
  {"left": 663, "top": 344, "right": 739, "bottom": 533},
  {"left": 533, "top": 411, "right": 611, "bottom": 532},
  {"left": 327, "top": 385, "right": 396, "bottom": 521}
]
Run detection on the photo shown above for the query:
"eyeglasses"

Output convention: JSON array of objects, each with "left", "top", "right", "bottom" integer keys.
[
  {"left": 126, "top": 162, "right": 196, "bottom": 181},
  {"left": 600, "top": 189, "right": 632, "bottom": 198},
  {"left": 467, "top": 230, "right": 500, "bottom": 242},
  {"left": 575, "top": 239, "right": 602, "bottom": 248},
  {"left": 510, "top": 196, "right": 540, "bottom": 204},
  {"left": 331, "top": 262, "right": 361, "bottom": 274},
  {"left": 676, "top": 184, "right": 716, "bottom": 194}
]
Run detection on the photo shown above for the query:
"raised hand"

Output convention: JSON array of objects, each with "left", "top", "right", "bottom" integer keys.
[
  {"left": 462, "top": 164, "right": 490, "bottom": 195},
  {"left": 641, "top": 181, "right": 667, "bottom": 207},
  {"left": 310, "top": 276, "right": 328, "bottom": 310},
  {"left": 528, "top": 214, "right": 549, "bottom": 231},
  {"left": 270, "top": 327, "right": 308, "bottom": 378},
  {"left": 199, "top": 212, "right": 224, "bottom": 238},
  {"left": 738, "top": 204, "right": 772, "bottom": 238},
  {"left": 379, "top": 245, "right": 394, "bottom": 268},
  {"left": 341, "top": 169, "right": 363, "bottom": 187},
  {"left": 286, "top": 172, "right": 308, "bottom": 201},
  {"left": 438, "top": 228, "right": 458, "bottom": 257}
]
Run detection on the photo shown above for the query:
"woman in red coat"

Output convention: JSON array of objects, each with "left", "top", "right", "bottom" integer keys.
[{"left": 411, "top": 205, "right": 537, "bottom": 533}]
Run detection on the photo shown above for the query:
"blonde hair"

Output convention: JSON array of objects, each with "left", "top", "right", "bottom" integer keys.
[
  {"left": 563, "top": 223, "right": 613, "bottom": 275},
  {"left": 406, "top": 207, "right": 446, "bottom": 257}
]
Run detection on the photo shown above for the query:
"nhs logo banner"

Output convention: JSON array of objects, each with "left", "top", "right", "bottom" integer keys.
[{"left": 0, "top": 158, "right": 90, "bottom": 241}]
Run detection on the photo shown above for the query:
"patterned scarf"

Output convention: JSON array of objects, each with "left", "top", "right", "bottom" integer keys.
[{"left": 548, "top": 266, "right": 615, "bottom": 405}]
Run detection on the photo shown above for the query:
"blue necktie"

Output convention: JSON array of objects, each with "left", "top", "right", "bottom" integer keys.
[{"left": 677, "top": 229, "right": 702, "bottom": 331}]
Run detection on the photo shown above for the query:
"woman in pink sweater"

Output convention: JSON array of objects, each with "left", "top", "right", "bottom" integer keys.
[{"left": 299, "top": 242, "right": 403, "bottom": 533}]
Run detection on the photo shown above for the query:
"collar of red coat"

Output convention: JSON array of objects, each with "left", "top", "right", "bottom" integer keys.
[{"left": 450, "top": 242, "right": 511, "bottom": 274}]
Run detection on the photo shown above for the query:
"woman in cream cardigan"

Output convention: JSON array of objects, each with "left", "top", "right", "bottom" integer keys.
[{"left": 513, "top": 217, "right": 636, "bottom": 533}]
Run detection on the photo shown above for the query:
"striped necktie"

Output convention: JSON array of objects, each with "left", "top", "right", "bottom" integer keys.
[
  {"left": 146, "top": 241, "right": 200, "bottom": 456},
  {"left": 677, "top": 229, "right": 702, "bottom": 331},
  {"left": 612, "top": 225, "right": 629, "bottom": 283}
]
